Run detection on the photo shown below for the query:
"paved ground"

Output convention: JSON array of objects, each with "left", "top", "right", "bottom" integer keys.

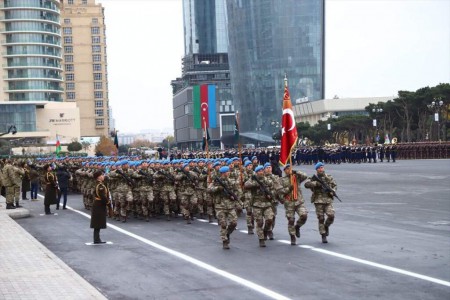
[
  {"left": 0, "top": 197, "right": 106, "bottom": 299},
  {"left": 9, "top": 159, "right": 450, "bottom": 299}
]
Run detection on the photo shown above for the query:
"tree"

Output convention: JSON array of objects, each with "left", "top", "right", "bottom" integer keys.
[
  {"left": 67, "top": 141, "right": 82, "bottom": 152},
  {"left": 161, "top": 135, "right": 175, "bottom": 149},
  {"left": 95, "top": 135, "right": 117, "bottom": 156},
  {"left": 81, "top": 141, "right": 91, "bottom": 152},
  {"left": 118, "top": 144, "right": 130, "bottom": 155},
  {"left": 130, "top": 139, "right": 155, "bottom": 148}
]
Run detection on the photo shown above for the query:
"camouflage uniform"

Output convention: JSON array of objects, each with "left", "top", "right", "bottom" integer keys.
[
  {"left": 109, "top": 167, "right": 134, "bottom": 222},
  {"left": 208, "top": 173, "right": 238, "bottom": 249},
  {"left": 244, "top": 171, "right": 274, "bottom": 247},
  {"left": 242, "top": 166, "right": 255, "bottom": 233},
  {"left": 154, "top": 166, "right": 177, "bottom": 220},
  {"left": 305, "top": 171, "right": 337, "bottom": 243},
  {"left": 175, "top": 167, "right": 199, "bottom": 223},
  {"left": 278, "top": 169, "right": 308, "bottom": 245},
  {"left": 3, "top": 162, "right": 24, "bottom": 208},
  {"left": 132, "top": 167, "right": 154, "bottom": 221}
]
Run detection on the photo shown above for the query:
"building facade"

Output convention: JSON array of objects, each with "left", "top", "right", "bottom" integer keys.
[
  {"left": 226, "top": 0, "right": 325, "bottom": 140},
  {"left": 172, "top": 0, "right": 234, "bottom": 150},
  {"left": 61, "top": 0, "right": 109, "bottom": 137}
]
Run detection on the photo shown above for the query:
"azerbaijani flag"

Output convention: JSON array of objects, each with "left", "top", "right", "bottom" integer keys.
[
  {"left": 56, "top": 134, "right": 61, "bottom": 156},
  {"left": 193, "top": 85, "right": 217, "bottom": 129}
]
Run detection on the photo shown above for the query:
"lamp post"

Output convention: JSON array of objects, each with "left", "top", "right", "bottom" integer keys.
[
  {"left": 270, "top": 120, "right": 281, "bottom": 145},
  {"left": 0, "top": 125, "right": 17, "bottom": 137},
  {"left": 372, "top": 107, "right": 383, "bottom": 143},
  {"left": 427, "top": 97, "right": 444, "bottom": 141}
]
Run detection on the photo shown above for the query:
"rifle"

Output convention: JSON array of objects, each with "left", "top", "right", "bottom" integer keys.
[
  {"left": 179, "top": 168, "right": 199, "bottom": 188},
  {"left": 311, "top": 174, "right": 342, "bottom": 202},
  {"left": 155, "top": 170, "right": 176, "bottom": 184},
  {"left": 193, "top": 167, "right": 208, "bottom": 175},
  {"left": 252, "top": 175, "right": 272, "bottom": 199},
  {"left": 138, "top": 170, "right": 154, "bottom": 184},
  {"left": 214, "top": 176, "right": 238, "bottom": 201},
  {"left": 117, "top": 169, "right": 135, "bottom": 188}
]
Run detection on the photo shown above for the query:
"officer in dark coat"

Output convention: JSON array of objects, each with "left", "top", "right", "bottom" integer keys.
[
  {"left": 90, "top": 170, "right": 111, "bottom": 244},
  {"left": 44, "top": 164, "right": 58, "bottom": 215}
]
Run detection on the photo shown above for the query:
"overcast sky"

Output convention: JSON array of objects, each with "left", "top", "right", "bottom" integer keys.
[{"left": 98, "top": 0, "right": 450, "bottom": 133}]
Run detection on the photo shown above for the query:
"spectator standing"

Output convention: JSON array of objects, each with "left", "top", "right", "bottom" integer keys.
[{"left": 57, "top": 166, "right": 72, "bottom": 209}]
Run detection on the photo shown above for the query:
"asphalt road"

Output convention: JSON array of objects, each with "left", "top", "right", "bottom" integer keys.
[{"left": 17, "top": 159, "right": 450, "bottom": 300}]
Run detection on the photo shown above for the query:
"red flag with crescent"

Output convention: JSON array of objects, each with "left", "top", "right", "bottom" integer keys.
[{"left": 279, "top": 80, "right": 298, "bottom": 166}]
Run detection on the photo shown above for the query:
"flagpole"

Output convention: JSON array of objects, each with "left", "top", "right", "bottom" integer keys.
[
  {"left": 203, "top": 117, "right": 212, "bottom": 184},
  {"left": 236, "top": 111, "right": 244, "bottom": 189}
]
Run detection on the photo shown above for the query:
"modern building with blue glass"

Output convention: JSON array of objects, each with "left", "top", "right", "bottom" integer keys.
[
  {"left": 172, "top": 0, "right": 235, "bottom": 150},
  {"left": 226, "top": 0, "right": 325, "bottom": 141}
]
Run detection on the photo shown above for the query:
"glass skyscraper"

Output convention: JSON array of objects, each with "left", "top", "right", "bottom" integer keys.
[
  {"left": 0, "top": 0, "right": 64, "bottom": 102},
  {"left": 226, "top": 0, "right": 325, "bottom": 137}
]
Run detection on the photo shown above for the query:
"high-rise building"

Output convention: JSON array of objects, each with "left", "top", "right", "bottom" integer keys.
[
  {"left": 172, "top": 0, "right": 234, "bottom": 150},
  {"left": 0, "top": 0, "right": 81, "bottom": 147},
  {"left": 226, "top": 0, "right": 325, "bottom": 139},
  {"left": 61, "top": 0, "right": 109, "bottom": 137}
]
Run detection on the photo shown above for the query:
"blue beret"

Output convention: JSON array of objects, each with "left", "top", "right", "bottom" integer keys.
[
  {"left": 213, "top": 162, "right": 221, "bottom": 167},
  {"left": 255, "top": 165, "right": 264, "bottom": 173},
  {"left": 183, "top": 163, "right": 189, "bottom": 169},
  {"left": 252, "top": 156, "right": 257, "bottom": 161},
  {"left": 219, "top": 166, "right": 230, "bottom": 173},
  {"left": 264, "top": 163, "right": 271, "bottom": 169},
  {"left": 244, "top": 161, "right": 252, "bottom": 167},
  {"left": 243, "top": 157, "right": 249, "bottom": 161},
  {"left": 315, "top": 162, "right": 324, "bottom": 170},
  {"left": 284, "top": 164, "right": 291, "bottom": 170}
]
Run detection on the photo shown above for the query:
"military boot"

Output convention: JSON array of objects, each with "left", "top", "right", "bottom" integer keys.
[
  {"left": 259, "top": 239, "right": 266, "bottom": 247},
  {"left": 15, "top": 203, "right": 23, "bottom": 208},
  {"left": 208, "top": 215, "right": 213, "bottom": 223},
  {"left": 166, "top": 214, "right": 171, "bottom": 221},
  {"left": 145, "top": 216, "right": 150, "bottom": 222},
  {"left": 247, "top": 226, "right": 254, "bottom": 235},
  {"left": 321, "top": 234, "right": 328, "bottom": 243},
  {"left": 6, "top": 204, "right": 16, "bottom": 210},
  {"left": 122, "top": 215, "right": 127, "bottom": 223},
  {"left": 223, "top": 241, "right": 230, "bottom": 250},
  {"left": 290, "top": 235, "right": 296, "bottom": 245},
  {"left": 263, "top": 231, "right": 268, "bottom": 241},
  {"left": 186, "top": 216, "right": 191, "bottom": 224},
  {"left": 325, "top": 225, "right": 329, "bottom": 236},
  {"left": 295, "top": 225, "right": 300, "bottom": 238},
  {"left": 268, "top": 231, "right": 274, "bottom": 240}
]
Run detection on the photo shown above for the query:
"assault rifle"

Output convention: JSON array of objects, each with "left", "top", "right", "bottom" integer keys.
[
  {"left": 138, "top": 170, "right": 154, "bottom": 184},
  {"left": 193, "top": 167, "right": 208, "bottom": 175},
  {"left": 252, "top": 175, "right": 272, "bottom": 200},
  {"left": 179, "top": 168, "right": 199, "bottom": 188},
  {"left": 311, "top": 174, "right": 342, "bottom": 202},
  {"left": 214, "top": 176, "right": 238, "bottom": 201},
  {"left": 117, "top": 169, "right": 135, "bottom": 188},
  {"left": 155, "top": 170, "right": 176, "bottom": 184}
]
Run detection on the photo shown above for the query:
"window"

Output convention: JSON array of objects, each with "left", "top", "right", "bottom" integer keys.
[
  {"left": 92, "top": 54, "right": 101, "bottom": 62},
  {"left": 66, "top": 83, "right": 75, "bottom": 90},
  {"left": 92, "top": 36, "right": 101, "bottom": 44},
  {"left": 95, "top": 119, "right": 104, "bottom": 126},
  {"left": 95, "top": 109, "right": 104, "bottom": 117},
  {"left": 82, "top": 0, "right": 87, "bottom": 4},
  {"left": 66, "top": 92, "right": 75, "bottom": 100},
  {"left": 95, "top": 100, "right": 103, "bottom": 108},
  {"left": 93, "top": 64, "right": 101, "bottom": 71},
  {"left": 68, "top": 0, "right": 74, "bottom": 4},
  {"left": 63, "top": 36, "right": 72, "bottom": 44},
  {"left": 92, "top": 18, "right": 98, "bottom": 24},
  {"left": 91, "top": 27, "right": 100, "bottom": 35},
  {"left": 66, "top": 74, "right": 74, "bottom": 81},
  {"left": 63, "top": 27, "right": 72, "bottom": 35},
  {"left": 65, "top": 64, "right": 74, "bottom": 71},
  {"left": 64, "top": 19, "right": 71, "bottom": 24},
  {"left": 64, "top": 46, "right": 73, "bottom": 53},
  {"left": 94, "top": 91, "right": 103, "bottom": 99},
  {"left": 94, "top": 82, "right": 102, "bottom": 90},
  {"left": 64, "top": 55, "right": 73, "bottom": 62},
  {"left": 93, "top": 73, "right": 102, "bottom": 80},
  {"left": 92, "top": 45, "right": 101, "bottom": 53}
]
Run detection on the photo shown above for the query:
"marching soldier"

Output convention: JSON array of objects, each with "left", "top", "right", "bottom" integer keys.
[
  {"left": 175, "top": 163, "right": 199, "bottom": 224},
  {"left": 278, "top": 164, "right": 308, "bottom": 245},
  {"left": 304, "top": 162, "right": 337, "bottom": 243}
]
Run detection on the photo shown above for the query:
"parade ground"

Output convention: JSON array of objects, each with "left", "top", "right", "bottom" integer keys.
[{"left": 4, "top": 159, "right": 450, "bottom": 299}]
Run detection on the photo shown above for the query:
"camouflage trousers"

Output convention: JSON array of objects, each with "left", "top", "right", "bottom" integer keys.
[
  {"left": 243, "top": 194, "right": 254, "bottom": 228},
  {"left": 284, "top": 201, "right": 308, "bottom": 236},
  {"left": 253, "top": 206, "right": 274, "bottom": 240},
  {"left": 197, "top": 189, "right": 214, "bottom": 216},
  {"left": 140, "top": 189, "right": 154, "bottom": 217},
  {"left": 216, "top": 208, "right": 238, "bottom": 242},
  {"left": 5, "top": 186, "right": 20, "bottom": 204},
  {"left": 116, "top": 189, "right": 133, "bottom": 217},
  {"left": 314, "top": 203, "right": 335, "bottom": 235},
  {"left": 159, "top": 189, "right": 177, "bottom": 215},
  {"left": 83, "top": 188, "right": 93, "bottom": 209},
  {"left": 180, "top": 193, "right": 198, "bottom": 218}
]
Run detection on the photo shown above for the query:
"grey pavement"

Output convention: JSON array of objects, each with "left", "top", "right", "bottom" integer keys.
[{"left": 0, "top": 196, "right": 106, "bottom": 300}]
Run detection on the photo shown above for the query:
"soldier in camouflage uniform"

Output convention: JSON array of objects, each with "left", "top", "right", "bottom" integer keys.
[
  {"left": 193, "top": 159, "right": 211, "bottom": 221},
  {"left": 207, "top": 166, "right": 239, "bottom": 249},
  {"left": 109, "top": 161, "right": 134, "bottom": 222},
  {"left": 175, "top": 163, "right": 199, "bottom": 223},
  {"left": 304, "top": 162, "right": 337, "bottom": 243},
  {"left": 3, "top": 160, "right": 25, "bottom": 209},
  {"left": 244, "top": 165, "right": 275, "bottom": 247},
  {"left": 263, "top": 162, "right": 282, "bottom": 240},
  {"left": 278, "top": 164, "right": 308, "bottom": 245},
  {"left": 132, "top": 161, "right": 155, "bottom": 222},
  {"left": 242, "top": 160, "right": 255, "bottom": 234},
  {"left": 154, "top": 162, "right": 177, "bottom": 221}
]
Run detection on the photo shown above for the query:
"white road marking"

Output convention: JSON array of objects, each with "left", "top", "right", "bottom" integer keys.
[
  {"left": 48, "top": 198, "right": 291, "bottom": 300},
  {"left": 85, "top": 242, "right": 113, "bottom": 245},
  {"left": 39, "top": 194, "right": 450, "bottom": 288},
  {"left": 277, "top": 241, "right": 450, "bottom": 287}
]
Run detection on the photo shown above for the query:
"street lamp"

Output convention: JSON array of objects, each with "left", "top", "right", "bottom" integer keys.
[
  {"left": 427, "top": 97, "right": 444, "bottom": 140},
  {"left": 372, "top": 107, "right": 383, "bottom": 143},
  {"left": 0, "top": 125, "right": 17, "bottom": 137}
]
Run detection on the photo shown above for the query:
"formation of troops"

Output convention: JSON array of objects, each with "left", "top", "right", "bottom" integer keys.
[{"left": 1, "top": 155, "right": 338, "bottom": 249}]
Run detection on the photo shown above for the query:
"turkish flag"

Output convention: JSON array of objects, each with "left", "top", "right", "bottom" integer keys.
[{"left": 279, "top": 82, "right": 298, "bottom": 166}]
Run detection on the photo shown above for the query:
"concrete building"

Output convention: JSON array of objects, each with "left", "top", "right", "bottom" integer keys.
[
  {"left": 60, "top": 0, "right": 110, "bottom": 138},
  {"left": 226, "top": 0, "right": 325, "bottom": 141},
  {"left": 172, "top": 0, "right": 234, "bottom": 150},
  {"left": 293, "top": 96, "right": 394, "bottom": 125}
]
